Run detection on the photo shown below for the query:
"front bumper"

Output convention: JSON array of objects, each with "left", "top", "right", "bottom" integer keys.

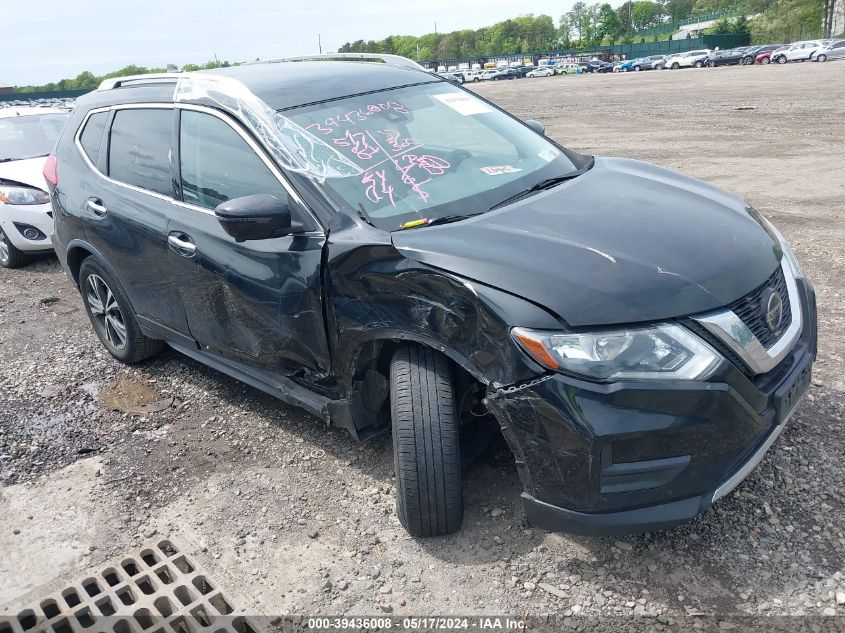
[
  {"left": 487, "top": 278, "right": 817, "bottom": 536},
  {"left": 0, "top": 201, "right": 54, "bottom": 253}
]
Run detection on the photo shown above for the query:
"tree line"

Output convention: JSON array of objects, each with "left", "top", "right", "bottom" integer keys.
[
  {"left": 14, "top": 60, "right": 234, "bottom": 93},
  {"left": 337, "top": 0, "right": 839, "bottom": 59},
  {"left": 13, "top": 0, "right": 841, "bottom": 93}
]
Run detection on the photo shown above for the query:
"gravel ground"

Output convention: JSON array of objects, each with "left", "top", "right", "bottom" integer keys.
[{"left": 1, "top": 62, "right": 844, "bottom": 625}]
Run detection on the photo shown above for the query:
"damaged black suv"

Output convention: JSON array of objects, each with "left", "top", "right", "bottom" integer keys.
[{"left": 48, "top": 54, "right": 816, "bottom": 537}]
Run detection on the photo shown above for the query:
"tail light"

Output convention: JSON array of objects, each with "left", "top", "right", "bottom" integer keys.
[{"left": 43, "top": 154, "right": 58, "bottom": 187}]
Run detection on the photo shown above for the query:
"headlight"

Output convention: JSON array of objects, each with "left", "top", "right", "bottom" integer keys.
[
  {"left": 0, "top": 185, "right": 50, "bottom": 206},
  {"left": 512, "top": 323, "right": 720, "bottom": 382},
  {"left": 761, "top": 215, "right": 804, "bottom": 279}
]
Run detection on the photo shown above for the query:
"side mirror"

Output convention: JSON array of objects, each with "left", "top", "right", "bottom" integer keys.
[
  {"left": 215, "top": 194, "right": 300, "bottom": 242},
  {"left": 525, "top": 119, "right": 545, "bottom": 135}
]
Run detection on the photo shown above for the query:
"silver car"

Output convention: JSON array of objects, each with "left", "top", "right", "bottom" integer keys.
[{"left": 814, "top": 39, "right": 845, "bottom": 62}]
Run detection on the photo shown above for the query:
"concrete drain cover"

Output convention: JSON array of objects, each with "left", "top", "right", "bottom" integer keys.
[{"left": 3, "top": 540, "right": 255, "bottom": 633}]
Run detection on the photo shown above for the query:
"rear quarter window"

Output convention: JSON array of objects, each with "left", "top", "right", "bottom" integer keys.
[
  {"left": 78, "top": 111, "right": 108, "bottom": 164},
  {"left": 108, "top": 108, "right": 173, "bottom": 196}
]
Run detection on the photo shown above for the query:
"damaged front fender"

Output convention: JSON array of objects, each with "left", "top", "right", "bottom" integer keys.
[{"left": 324, "top": 238, "right": 563, "bottom": 434}]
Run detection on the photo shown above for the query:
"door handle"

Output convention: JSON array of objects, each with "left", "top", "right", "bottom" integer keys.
[
  {"left": 87, "top": 198, "right": 107, "bottom": 216},
  {"left": 167, "top": 233, "right": 197, "bottom": 256}
]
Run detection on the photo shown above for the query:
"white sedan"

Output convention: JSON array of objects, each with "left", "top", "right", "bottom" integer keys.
[
  {"left": 772, "top": 41, "right": 823, "bottom": 63},
  {"left": 526, "top": 67, "right": 554, "bottom": 78},
  {"left": 0, "top": 107, "right": 69, "bottom": 268}
]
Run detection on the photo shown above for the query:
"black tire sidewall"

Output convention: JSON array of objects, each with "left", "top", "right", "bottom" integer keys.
[
  {"left": 79, "top": 259, "right": 150, "bottom": 363},
  {"left": 390, "top": 343, "right": 463, "bottom": 537}
]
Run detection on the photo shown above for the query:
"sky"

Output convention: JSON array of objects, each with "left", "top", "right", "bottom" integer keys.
[{"left": 0, "top": 0, "right": 572, "bottom": 86}]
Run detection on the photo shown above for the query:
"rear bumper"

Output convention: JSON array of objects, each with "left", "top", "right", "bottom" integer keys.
[{"left": 487, "top": 278, "right": 817, "bottom": 536}]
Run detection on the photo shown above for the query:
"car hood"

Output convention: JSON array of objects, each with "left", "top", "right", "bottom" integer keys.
[
  {"left": 392, "top": 157, "right": 781, "bottom": 327},
  {"left": 0, "top": 156, "right": 49, "bottom": 191}
]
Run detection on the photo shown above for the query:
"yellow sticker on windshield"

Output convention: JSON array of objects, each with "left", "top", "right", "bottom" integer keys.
[{"left": 432, "top": 93, "right": 493, "bottom": 116}]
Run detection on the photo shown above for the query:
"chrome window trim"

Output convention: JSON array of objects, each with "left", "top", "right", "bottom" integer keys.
[
  {"left": 692, "top": 258, "right": 802, "bottom": 375},
  {"left": 73, "top": 102, "right": 324, "bottom": 233}
]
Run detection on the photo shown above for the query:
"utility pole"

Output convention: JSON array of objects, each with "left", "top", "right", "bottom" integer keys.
[
  {"left": 318, "top": 33, "right": 322, "bottom": 54},
  {"left": 435, "top": 21, "right": 438, "bottom": 35}
]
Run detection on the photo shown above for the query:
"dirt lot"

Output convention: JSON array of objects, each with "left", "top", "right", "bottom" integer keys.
[{"left": 1, "top": 63, "right": 844, "bottom": 623}]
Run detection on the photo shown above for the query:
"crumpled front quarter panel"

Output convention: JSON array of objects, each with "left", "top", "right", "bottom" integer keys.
[{"left": 326, "top": 239, "right": 559, "bottom": 389}]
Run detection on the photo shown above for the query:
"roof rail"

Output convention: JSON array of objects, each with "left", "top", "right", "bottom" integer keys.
[
  {"left": 248, "top": 52, "right": 428, "bottom": 72},
  {"left": 97, "top": 73, "right": 185, "bottom": 91}
]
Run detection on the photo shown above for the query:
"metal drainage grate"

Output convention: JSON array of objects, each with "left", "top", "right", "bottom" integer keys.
[{"left": 3, "top": 540, "right": 255, "bottom": 633}]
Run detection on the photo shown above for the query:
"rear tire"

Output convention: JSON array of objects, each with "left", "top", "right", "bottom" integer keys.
[
  {"left": 391, "top": 343, "right": 462, "bottom": 537},
  {"left": 761, "top": 57, "right": 770, "bottom": 64},
  {"left": 0, "top": 227, "right": 32, "bottom": 269},
  {"left": 79, "top": 258, "right": 164, "bottom": 364},
  {"left": 694, "top": 60, "right": 704, "bottom": 68}
]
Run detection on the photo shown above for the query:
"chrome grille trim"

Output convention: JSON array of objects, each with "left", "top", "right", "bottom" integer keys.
[{"left": 692, "top": 259, "right": 802, "bottom": 375}]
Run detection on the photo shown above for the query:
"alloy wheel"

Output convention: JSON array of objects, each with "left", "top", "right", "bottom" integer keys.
[
  {"left": 0, "top": 229, "right": 9, "bottom": 266},
  {"left": 86, "top": 274, "right": 127, "bottom": 350},
  {"left": 818, "top": 54, "right": 827, "bottom": 62}
]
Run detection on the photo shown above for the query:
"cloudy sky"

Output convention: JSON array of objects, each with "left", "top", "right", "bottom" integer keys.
[{"left": 1, "top": 0, "right": 570, "bottom": 86}]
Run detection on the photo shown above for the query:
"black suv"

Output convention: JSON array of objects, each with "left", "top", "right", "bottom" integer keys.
[{"left": 48, "top": 55, "right": 816, "bottom": 537}]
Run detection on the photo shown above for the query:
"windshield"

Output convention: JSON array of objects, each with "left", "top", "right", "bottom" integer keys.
[
  {"left": 282, "top": 82, "right": 583, "bottom": 231},
  {"left": 0, "top": 113, "right": 68, "bottom": 162}
]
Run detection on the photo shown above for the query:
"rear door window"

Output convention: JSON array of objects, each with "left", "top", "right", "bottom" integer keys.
[
  {"left": 108, "top": 108, "right": 173, "bottom": 196},
  {"left": 178, "top": 110, "right": 286, "bottom": 210}
]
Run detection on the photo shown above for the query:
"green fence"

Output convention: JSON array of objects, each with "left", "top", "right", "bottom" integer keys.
[
  {"left": 606, "top": 33, "right": 749, "bottom": 59},
  {"left": 0, "top": 88, "right": 92, "bottom": 102}
]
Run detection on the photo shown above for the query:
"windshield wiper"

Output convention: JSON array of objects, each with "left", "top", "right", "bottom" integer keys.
[
  {"left": 487, "top": 169, "right": 588, "bottom": 211},
  {"left": 398, "top": 213, "right": 483, "bottom": 230},
  {"left": 425, "top": 213, "right": 483, "bottom": 227}
]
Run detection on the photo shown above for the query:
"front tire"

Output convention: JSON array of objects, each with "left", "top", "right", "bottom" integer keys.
[
  {"left": 391, "top": 344, "right": 462, "bottom": 537},
  {"left": 776, "top": 55, "right": 786, "bottom": 64},
  {"left": 761, "top": 56, "right": 770, "bottom": 64},
  {"left": 79, "top": 258, "right": 164, "bottom": 364},
  {"left": 0, "top": 227, "right": 32, "bottom": 269},
  {"left": 817, "top": 54, "right": 827, "bottom": 62},
  {"left": 671, "top": 62, "right": 680, "bottom": 70}
]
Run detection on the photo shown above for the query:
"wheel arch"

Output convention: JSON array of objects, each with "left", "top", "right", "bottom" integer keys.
[{"left": 65, "top": 239, "right": 107, "bottom": 288}]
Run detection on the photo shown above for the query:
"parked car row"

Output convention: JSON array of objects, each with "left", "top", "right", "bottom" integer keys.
[{"left": 610, "top": 39, "right": 845, "bottom": 73}]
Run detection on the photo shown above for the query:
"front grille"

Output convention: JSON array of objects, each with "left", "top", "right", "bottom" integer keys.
[{"left": 727, "top": 264, "right": 791, "bottom": 349}]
